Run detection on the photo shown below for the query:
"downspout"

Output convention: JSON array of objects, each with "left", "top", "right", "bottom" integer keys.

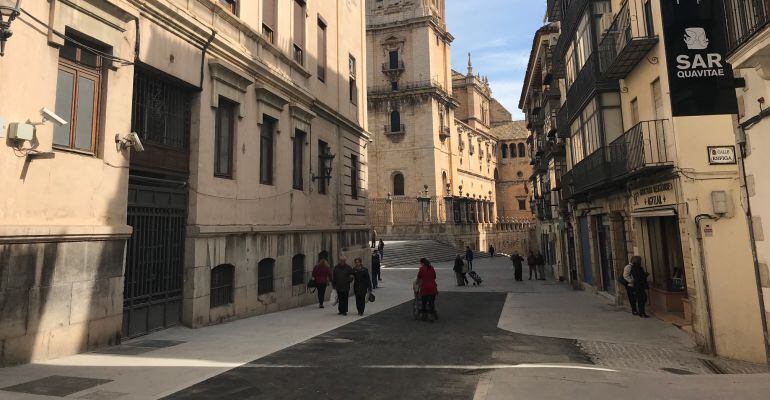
[
  {"left": 47, "top": 0, "right": 56, "bottom": 44},
  {"left": 199, "top": 29, "right": 216, "bottom": 90},
  {"left": 736, "top": 126, "right": 770, "bottom": 366},
  {"left": 133, "top": 16, "right": 140, "bottom": 62},
  {"left": 695, "top": 213, "right": 718, "bottom": 356}
]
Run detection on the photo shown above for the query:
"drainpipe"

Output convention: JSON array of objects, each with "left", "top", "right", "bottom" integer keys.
[
  {"left": 199, "top": 29, "right": 216, "bottom": 90},
  {"left": 695, "top": 214, "right": 718, "bottom": 356},
  {"left": 133, "top": 16, "right": 140, "bottom": 62},
  {"left": 736, "top": 126, "right": 770, "bottom": 367}
]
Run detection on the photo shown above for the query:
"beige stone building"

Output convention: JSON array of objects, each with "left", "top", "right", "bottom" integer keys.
[
  {"left": 533, "top": 0, "right": 767, "bottom": 363},
  {"left": 366, "top": 0, "right": 532, "bottom": 254},
  {"left": 491, "top": 119, "right": 532, "bottom": 222},
  {"left": 0, "top": 0, "right": 368, "bottom": 365}
]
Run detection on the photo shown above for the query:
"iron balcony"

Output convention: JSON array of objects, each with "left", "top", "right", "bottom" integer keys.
[
  {"left": 381, "top": 60, "right": 406, "bottom": 73},
  {"left": 384, "top": 124, "right": 406, "bottom": 135},
  {"left": 598, "top": 0, "right": 658, "bottom": 79},
  {"left": 725, "top": 0, "right": 770, "bottom": 55}
]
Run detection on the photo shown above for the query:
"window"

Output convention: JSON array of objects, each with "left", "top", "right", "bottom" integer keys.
[
  {"left": 293, "top": 130, "right": 306, "bottom": 190},
  {"left": 215, "top": 97, "right": 236, "bottom": 178},
  {"left": 644, "top": 0, "right": 655, "bottom": 36},
  {"left": 293, "top": 0, "right": 305, "bottom": 65},
  {"left": 565, "top": 12, "right": 593, "bottom": 89},
  {"left": 509, "top": 144, "right": 517, "bottom": 158},
  {"left": 350, "top": 154, "right": 359, "bottom": 199},
  {"left": 318, "top": 140, "right": 329, "bottom": 194},
  {"left": 518, "top": 143, "right": 526, "bottom": 158},
  {"left": 349, "top": 55, "right": 358, "bottom": 105},
  {"left": 393, "top": 173, "right": 405, "bottom": 196},
  {"left": 260, "top": 115, "right": 276, "bottom": 185},
  {"left": 518, "top": 199, "right": 527, "bottom": 210},
  {"left": 652, "top": 78, "right": 664, "bottom": 120},
  {"left": 131, "top": 70, "right": 192, "bottom": 150},
  {"left": 262, "top": 0, "right": 277, "bottom": 44},
  {"left": 570, "top": 99, "right": 602, "bottom": 164},
  {"left": 390, "top": 110, "right": 401, "bottom": 133},
  {"left": 317, "top": 18, "right": 327, "bottom": 81},
  {"left": 389, "top": 50, "right": 399, "bottom": 69},
  {"left": 218, "top": 0, "right": 237, "bottom": 15},
  {"left": 630, "top": 98, "right": 640, "bottom": 126},
  {"left": 501, "top": 144, "right": 508, "bottom": 158},
  {"left": 53, "top": 40, "right": 103, "bottom": 153},
  {"left": 391, "top": 81, "right": 399, "bottom": 91},
  {"left": 292, "top": 254, "right": 306, "bottom": 286},
  {"left": 258, "top": 258, "right": 275, "bottom": 294},
  {"left": 210, "top": 264, "right": 234, "bottom": 308}
]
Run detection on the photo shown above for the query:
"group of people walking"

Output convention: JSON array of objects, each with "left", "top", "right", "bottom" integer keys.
[
  {"left": 507, "top": 251, "right": 546, "bottom": 281},
  {"left": 311, "top": 244, "right": 385, "bottom": 316}
]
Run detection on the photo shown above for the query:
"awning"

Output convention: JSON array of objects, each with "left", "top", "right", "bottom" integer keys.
[{"left": 631, "top": 209, "right": 677, "bottom": 218}]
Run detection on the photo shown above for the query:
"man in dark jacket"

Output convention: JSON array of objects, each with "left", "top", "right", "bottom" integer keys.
[
  {"left": 629, "top": 256, "right": 650, "bottom": 318},
  {"left": 332, "top": 256, "right": 354, "bottom": 315},
  {"left": 527, "top": 252, "right": 537, "bottom": 280},
  {"left": 465, "top": 246, "right": 474, "bottom": 270},
  {"left": 377, "top": 240, "right": 385, "bottom": 260},
  {"left": 371, "top": 251, "right": 381, "bottom": 289},
  {"left": 453, "top": 254, "right": 466, "bottom": 286},
  {"left": 352, "top": 258, "right": 373, "bottom": 316},
  {"left": 510, "top": 252, "right": 524, "bottom": 281},
  {"left": 535, "top": 252, "right": 546, "bottom": 280}
]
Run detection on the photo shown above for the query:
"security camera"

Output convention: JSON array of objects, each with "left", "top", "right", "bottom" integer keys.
[
  {"left": 128, "top": 132, "right": 145, "bottom": 152},
  {"left": 40, "top": 108, "right": 68, "bottom": 127}
]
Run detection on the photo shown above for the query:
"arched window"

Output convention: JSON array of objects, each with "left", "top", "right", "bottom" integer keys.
[
  {"left": 518, "top": 143, "right": 526, "bottom": 157},
  {"left": 258, "top": 258, "right": 275, "bottom": 294},
  {"left": 494, "top": 168, "right": 500, "bottom": 180},
  {"left": 509, "top": 143, "right": 517, "bottom": 158},
  {"left": 210, "top": 264, "right": 235, "bottom": 308},
  {"left": 501, "top": 145, "right": 508, "bottom": 158},
  {"left": 292, "top": 254, "right": 306, "bottom": 286},
  {"left": 393, "top": 173, "right": 405, "bottom": 196},
  {"left": 441, "top": 171, "right": 448, "bottom": 194},
  {"left": 390, "top": 110, "right": 401, "bottom": 133}
]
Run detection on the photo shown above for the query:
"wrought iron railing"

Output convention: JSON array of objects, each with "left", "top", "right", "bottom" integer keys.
[
  {"left": 384, "top": 124, "right": 406, "bottom": 135},
  {"left": 726, "top": 0, "right": 770, "bottom": 55},
  {"left": 382, "top": 60, "right": 405, "bottom": 72},
  {"left": 572, "top": 147, "right": 612, "bottom": 194},
  {"left": 608, "top": 119, "right": 673, "bottom": 178},
  {"left": 369, "top": 78, "right": 446, "bottom": 96}
]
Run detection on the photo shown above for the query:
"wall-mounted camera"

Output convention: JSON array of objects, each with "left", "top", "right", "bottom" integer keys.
[
  {"left": 115, "top": 132, "right": 145, "bottom": 152},
  {"left": 39, "top": 108, "right": 68, "bottom": 127}
]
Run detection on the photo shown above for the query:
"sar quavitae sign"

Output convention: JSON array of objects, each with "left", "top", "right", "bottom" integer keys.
[{"left": 661, "top": 0, "right": 738, "bottom": 117}]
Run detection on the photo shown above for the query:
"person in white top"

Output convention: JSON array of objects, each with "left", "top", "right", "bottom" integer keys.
[{"left": 621, "top": 256, "right": 639, "bottom": 315}]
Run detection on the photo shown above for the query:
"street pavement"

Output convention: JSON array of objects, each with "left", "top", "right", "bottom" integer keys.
[{"left": 0, "top": 254, "right": 768, "bottom": 399}]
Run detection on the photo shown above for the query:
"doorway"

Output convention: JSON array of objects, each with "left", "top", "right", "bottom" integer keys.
[
  {"left": 638, "top": 215, "right": 687, "bottom": 314},
  {"left": 579, "top": 216, "right": 593, "bottom": 285},
  {"left": 595, "top": 215, "right": 616, "bottom": 294}
]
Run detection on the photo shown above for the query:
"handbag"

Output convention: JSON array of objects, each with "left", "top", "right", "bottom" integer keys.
[
  {"left": 307, "top": 278, "right": 317, "bottom": 289},
  {"left": 367, "top": 292, "right": 375, "bottom": 303},
  {"left": 617, "top": 275, "right": 628, "bottom": 286}
]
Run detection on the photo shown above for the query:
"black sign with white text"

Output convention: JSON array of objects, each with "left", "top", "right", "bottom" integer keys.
[{"left": 661, "top": 0, "right": 738, "bottom": 117}]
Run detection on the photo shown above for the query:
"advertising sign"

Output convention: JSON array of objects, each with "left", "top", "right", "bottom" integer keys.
[
  {"left": 707, "top": 146, "right": 737, "bottom": 165},
  {"left": 631, "top": 180, "right": 677, "bottom": 211},
  {"left": 661, "top": 0, "right": 738, "bottom": 117}
]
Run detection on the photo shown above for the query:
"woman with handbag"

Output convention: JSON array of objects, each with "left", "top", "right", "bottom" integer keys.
[
  {"left": 417, "top": 258, "right": 438, "bottom": 321},
  {"left": 312, "top": 259, "right": 332, "bottom": 308}
]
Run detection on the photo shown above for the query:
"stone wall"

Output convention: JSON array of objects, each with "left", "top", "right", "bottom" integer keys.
[{"left": 0, "top": 240, "right": 125, "bottom": 366}]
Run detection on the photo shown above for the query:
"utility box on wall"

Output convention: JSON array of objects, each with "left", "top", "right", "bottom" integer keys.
[{"left": 8, "top": 123, "right": 34, "bottom": 141}]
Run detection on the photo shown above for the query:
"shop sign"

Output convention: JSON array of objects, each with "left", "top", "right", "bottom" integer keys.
[
  {"left": 661, "top": 0, "right": 738, "bottom": 117},
  {"left": 631, "top": 181, "right": 677, "bottom": 211},
  {"left": 707, "top": 146, "right": 737, "bottom": 165}
]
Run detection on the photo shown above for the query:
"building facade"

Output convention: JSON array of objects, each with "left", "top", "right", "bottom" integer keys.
[
  {"left": 0, "top": 0, "right": 369, "bottom": 365},
  {"left": 366, "top": 0, "right": 532, "bottom": 254},
  {"left": 534, "top": 0, "right": 768, "bottom": 363},
  {"left": 724, "top": 0, "right": 770, "bottom": 363}
]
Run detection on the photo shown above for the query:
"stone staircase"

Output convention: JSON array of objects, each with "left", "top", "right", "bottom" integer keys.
[{"left": 378, "top": 240, "right": 490, "bottom": 268}]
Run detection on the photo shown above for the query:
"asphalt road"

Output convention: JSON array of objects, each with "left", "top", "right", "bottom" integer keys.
[{"left": 164, "top": 292, "right": 589, "bottom": 400}]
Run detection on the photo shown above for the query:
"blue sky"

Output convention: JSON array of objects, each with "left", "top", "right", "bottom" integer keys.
[{"left": 446, "top": 0, "right": 546, "bottom": 120}]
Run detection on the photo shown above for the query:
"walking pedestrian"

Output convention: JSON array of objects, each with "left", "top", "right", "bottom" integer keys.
[
  {"left": 453, "top": 254, "right": 466, "bottom": 286},
  {"left": 352, "top": 258, "right": 373, "bottom": 316},
  {"left": 535, "top": 252, "right": 546, "bottom": 280},
  {"left": 527, "top": 251, "right": 538, "bottom": 280},
  {"left": 332, "top": 256, "right": 354, "bottom": 316},
  {"left": 371, "top": 229, "right": 377, "bottom": 248},
  {"left": 378, "top": 239, "right": 385, "bottom": 260},
  {"left": 621, "top": 259, "right": 637, "bottom": 315},
  {"left": 311, "top": 259, "right": 332, "bottom": 308},
  {"left": 416, "top": 258, "right": 438, "bottom": 321},
  {"left": 371, "top": 251, "right": 382, "bottom": 289},
  {"left": 629, "top": 256, "right": 650, "bottom": 318},
  {"left": 488, "top": 245, "right": 495, "bottom": 258},
  {"left": 465, "top": 246, "right": 474, "bottom": 271},
  {"left": 510, "top": 252, "right": 524, "bottom": 281}
]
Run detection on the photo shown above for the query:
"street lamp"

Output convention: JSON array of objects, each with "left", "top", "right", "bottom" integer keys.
[
  {"left": 0, "top": 0, "right": 21, "bottom": 57},
  {"left": 311, "top": 146, "right": 336, "bottom": 187}
]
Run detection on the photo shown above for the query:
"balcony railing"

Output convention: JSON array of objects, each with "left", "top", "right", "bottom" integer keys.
[
  {"left": 565, "top": 53, "right": 619, "bottom": 124},
  {"left": 527, "top": 109, "right": 545, "bottom": 130},
  {"left": 608, "top": 119, "right": 674, "bottom": 178},
  {"left": 382, "top": 60, "right": 406, "bottom": 73},
  {"left": 384, "top": 124, "right": 406, "bottom": 135},
  {"left": 726, "top": 0, "right": 770, "bottom": 55},
  {"left": 572, "top": 147, "right": 612, "bottom": 194},
  {"left": 556, "top": 102, "right": 569, "bottom": 139},
  {"left": 561, "top": 169, "right": 574, "bottom": 200},
  {"left": 369, "top": 78, "right": 446, "bottom": 96},
  {"left": 598, "top": 0, "right": 658, "bottom": 79},
  {"left": 547, "top": 0, "right": 561, "bottom": 22}
]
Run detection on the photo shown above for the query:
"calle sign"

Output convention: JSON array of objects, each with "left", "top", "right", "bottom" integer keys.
[{"left": 661, "top": 0, "right": 738, "bottom": 117}]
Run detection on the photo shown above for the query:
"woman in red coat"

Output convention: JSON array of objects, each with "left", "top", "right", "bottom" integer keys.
[
  {"left": 312, "top": 259, "right": 332, "bottom": 308},
  {"left": 417, "top": 258, "right": 438, "bottom": 321}
]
